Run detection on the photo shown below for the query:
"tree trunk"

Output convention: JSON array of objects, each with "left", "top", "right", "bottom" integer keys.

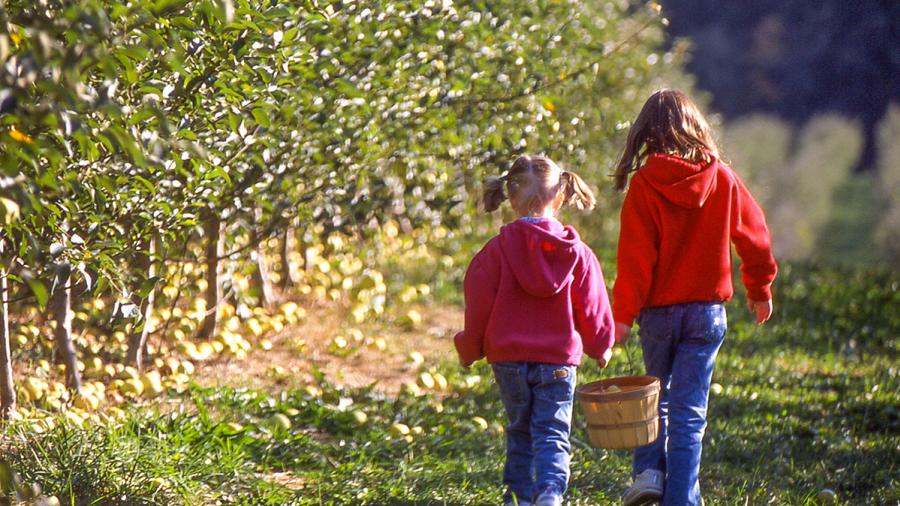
[
  {"left": 278, "top": 226, "right": 297, "bottom": 290},
  {"left": 127, "top": 234, "right": 157, "bottom": 370},
  {"left": 250, "top": 207, "right": 275, "bottom": 308},
  {"left": 51, "top": 264, "right": 81, "bottom": 391},
  {"left": 300, "top": 231, "right": 312, "bottom": 273},
  {"left": 197, "top": 215, "right": 224, "bottom": 340},
  {"left": 0, "top": 251, "right": 16, "bottom": 419}
]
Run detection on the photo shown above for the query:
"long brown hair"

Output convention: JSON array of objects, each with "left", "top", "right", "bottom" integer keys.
[
  {"left": 483, "top": 155, "right": 595, "bottom": 214},
  {"left": 613, "top": 89, "right": 719, "bottom": 191}
]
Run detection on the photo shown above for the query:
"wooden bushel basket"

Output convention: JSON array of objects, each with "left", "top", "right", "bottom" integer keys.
[{"left": 575, "top": 375, "right": 661, "bottom": 449}]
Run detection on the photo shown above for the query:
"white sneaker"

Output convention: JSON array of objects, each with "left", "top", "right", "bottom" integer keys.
[
  {"left": 534, "top": 487, "right": 563, "bottom": 506},
  {"left": 622, "top": 469, "right": 664, "bottom": 506},
  {"left": 502, "top": 499, "right": 533, "bottom": 506}
]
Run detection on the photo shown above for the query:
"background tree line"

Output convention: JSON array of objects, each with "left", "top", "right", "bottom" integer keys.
[{"left": 661, "top": 0, "right": 899, "bottom": 264}]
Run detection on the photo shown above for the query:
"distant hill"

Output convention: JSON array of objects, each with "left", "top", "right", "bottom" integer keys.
[{"left": 660, "top": 0, "right": 899, "bottom": 170}]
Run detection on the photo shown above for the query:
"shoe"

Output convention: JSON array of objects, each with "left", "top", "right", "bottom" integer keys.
[
  {"left": 502, "top": 492, "right": 533, "bottom": 506},
  {"left": 502, "top": 497, "right": 533, "bottom": 506},
  {"left": 502, "top": 500, "right": 533, "bottom": 506},
  {"left": 534, "top": 486, "right": 563, "bottom": 506},
  {"left": 622, "top": 469, "right": 664, "bottom": 506}
]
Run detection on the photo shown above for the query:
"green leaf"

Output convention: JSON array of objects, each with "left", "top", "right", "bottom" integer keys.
[
  {"left": 134, "top": 175, "right": 155, "bottom": 192},
  {"left": 251, "top": 108, "right": 271, "bottom": 128},
  {"left": 205, "top": 167, "right": 232, "bottom": 185},
  {"left": 26, "top": 278, "right": 48, "bottom": 309}
]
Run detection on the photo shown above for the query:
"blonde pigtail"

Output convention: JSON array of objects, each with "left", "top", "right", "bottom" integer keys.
[
  {"left": 561, "top": 171, "right": 596, "bottom": 211},
  {"left": 483, "top": 175, "right": 508, "bottom": 212}
]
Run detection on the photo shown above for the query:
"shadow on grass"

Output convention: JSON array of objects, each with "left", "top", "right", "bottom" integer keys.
[{"left": 705, "top": 392, "right": 899, "bottom": 502}]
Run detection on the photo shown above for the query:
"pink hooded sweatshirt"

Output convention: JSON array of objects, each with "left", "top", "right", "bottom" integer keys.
[{"left": 454, "top": 218, "right": 615, "bottom": 367}]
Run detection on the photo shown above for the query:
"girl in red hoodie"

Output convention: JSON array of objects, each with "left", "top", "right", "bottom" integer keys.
[
  {"left": 455, "top": 155, "right": 615, "bottom": 506},
  {"left": 613, "top": 90, "right": 777, "bottom": 506}
]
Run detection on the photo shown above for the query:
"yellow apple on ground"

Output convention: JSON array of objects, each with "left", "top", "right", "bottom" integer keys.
[
  {"left": 347, "top": 328, "right": 364, "bottom": 343},
  {"left": 149, "top": 477, "right": 168, "bottom": 490},
  {"left": 389, "top": 423, "right": 410, "bottom": 437},
  {"left": 141, "top": 371, "right": 165, "bottom": 397},
  {"left": 408, "top": 351, "right": 425, "bottom": 366},
  {"left": 463, "top": 375, "right": 482, "bottom": 390},
  {"left": 23, "top": 377, "right": 45, "bottom": 401},
  {"left": 350, "top": 305, "right": 367, "bottom": 323},
  {"left": 399, "top": 286, "right": 418, "bottom": 303},
  {"left": 431, "top": 372, "right": 448, "bottom": 390},
  {"left": 121, "top": 377, "right": 144, "bottom": 396},
  {"left": 161, "top": 357, "right": 181, "bottom": 375},
  {"left": 401, "top": 381, "right": 423, "bottom": 397},
  {"left": 269, "top": 413, "right": 291, "bottom": 431},
  {"left": 118, "top": 366, "right": 140, "bottom": 381},
  {"left": 417, "top": 372, "right": 435, "bottom": 389},
  {"left": 247, "top": 318, "right": 265, "bottom": 337},
  {"left": 471, "top": 416, "right": 489, "bottom": 431},
  {"left": 279, "top": 301, "right": 299, "bottom": 316},
  {"left": 73, "top": 393, "right": 100, "bottom": 411},
  {"left": 86, "top": 356, "right": 103, "bottom": 371},
  {"left": 195, "top": 342, "right": 214, "bottom": 360},
  {"left": 710, "top": 383, "right": 724, "bottom": 395},
  {"left": 399, "top": 310, "right": 423, "bottom": 328},
  {"left": 268, "top": 365, "right": 288, "bottom": 381},
  {"left": 63, "top": 411, "right": 84, "bottom": 427},
  {"left": 34, "top": 494, "right": 60, "bottom": 506},
  {"left": 816, "top": 489, "right": 837, "bottom": 504},
  {"left": 351, "top": 410, "right": 368, "bottom": 425}
]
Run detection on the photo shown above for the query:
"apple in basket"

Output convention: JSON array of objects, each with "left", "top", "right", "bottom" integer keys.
[{"left": 605, "top": 385, "right": 622, "bottom": 393}]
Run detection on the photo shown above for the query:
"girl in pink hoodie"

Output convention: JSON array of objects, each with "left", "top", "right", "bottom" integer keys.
[{"left": 454, "top": 155, "right": 615, "bottom": 506}]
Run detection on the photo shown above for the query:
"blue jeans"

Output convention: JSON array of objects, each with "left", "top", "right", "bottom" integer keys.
[
  {"left": 632, "top": 302, "right": 727, "bottom": 506},
  {"left": 492, "top": 362, "right": 577, "bottom": 503}
]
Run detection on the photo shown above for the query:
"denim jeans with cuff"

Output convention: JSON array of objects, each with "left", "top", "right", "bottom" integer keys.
[
  {"left": 633, "top": 302, "right": 727, "bottom": 506},
  {"left": 492, "top": 362, "right": 577, "bottom": 504}
]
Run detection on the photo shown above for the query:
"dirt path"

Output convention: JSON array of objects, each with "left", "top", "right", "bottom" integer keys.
[{"left": 192, "top": 302, "right": 463, "bottom": 395}]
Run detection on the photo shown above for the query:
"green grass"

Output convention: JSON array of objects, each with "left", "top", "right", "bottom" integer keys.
[
  {"left": 817, "top": 175, "right": 884, "bottom": 266},
  {"left": 2, "top": 264, "right": 898, "bottom": 505}
]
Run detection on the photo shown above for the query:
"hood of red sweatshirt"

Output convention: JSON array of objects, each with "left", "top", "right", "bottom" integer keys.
[
  {"left": 497, "top": 219, "right": 581, "bottom": 298},
  {"left": 640, "top": 154, "right": 719, "bottom": 209}
]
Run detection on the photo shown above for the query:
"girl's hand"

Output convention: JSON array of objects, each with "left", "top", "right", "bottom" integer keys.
[
  {"left": 597, "top": 348, "right": 613, "bottom": 368},
  {"left": 615, "top": 322, "right": 632, "bottom": 344},
  {"left": 748, "top": 299, "right": 773, "bottom": 325}
]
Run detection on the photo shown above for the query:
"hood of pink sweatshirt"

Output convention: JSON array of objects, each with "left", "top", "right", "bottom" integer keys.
[
  {"left": 498, "top": 219, "right": 581, "bottom": 298},
  {"left": 455, "top": 217, "right": 615, "bottom": 366}
]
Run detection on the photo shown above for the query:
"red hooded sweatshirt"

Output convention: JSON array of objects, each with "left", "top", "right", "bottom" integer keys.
[
  {"left": 613, "top": 154, "right": 778, "bottom": 328},
  {"left": 454, "top": 218, "right": 615, "bottom": 367}
]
